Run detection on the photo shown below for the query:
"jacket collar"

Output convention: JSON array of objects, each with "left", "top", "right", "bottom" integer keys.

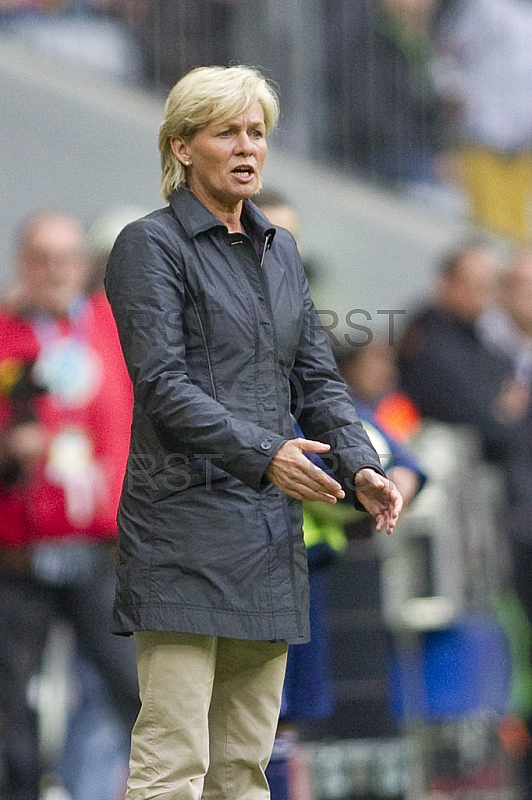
[{"left": 169, "top": 188, "right": 276, "bottom": 244}]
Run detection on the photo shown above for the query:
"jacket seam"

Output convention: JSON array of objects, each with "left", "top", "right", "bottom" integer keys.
[
  {"left": 122, "top": 600, "right": 297, "bottom": 616},
  {"left": 281, "top": 498, "right": 301, "bottom": 632},
  {"left": 257, "top": 235, "right": 283, "bottom": 430},
  {"left": 183, "top": 282, "right": 218, "bottom": 401}
]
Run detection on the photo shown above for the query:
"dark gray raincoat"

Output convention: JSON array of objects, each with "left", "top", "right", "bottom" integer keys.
[{"left": 105, "top": 189, "right": 384, "bottom": 644}]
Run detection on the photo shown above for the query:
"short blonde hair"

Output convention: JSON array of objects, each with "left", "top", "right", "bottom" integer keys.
[{"left": 159, "top": 65, "right": 280, "bottom": 200}]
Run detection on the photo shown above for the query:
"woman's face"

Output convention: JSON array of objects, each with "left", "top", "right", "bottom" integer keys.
[{"left": 172, "top": 102, "right": 267, "bottom": 214}]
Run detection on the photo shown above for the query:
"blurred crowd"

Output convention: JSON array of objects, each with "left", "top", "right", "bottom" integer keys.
[
  {"left": 0, "top": 209, "right": 141, "bottom": 800},
  {"left": 3, "top": 0, "right": 532, "bottom": 798},
  {"left": 3, "top": 0, "right": 532, "bottom": 241}
]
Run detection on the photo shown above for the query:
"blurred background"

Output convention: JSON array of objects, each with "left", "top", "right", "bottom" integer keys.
[
  {"left": 0, "top": 0, "right": 474, "bottom": 317},
  {"left": 2, "top": 1, "right": 532, "bottom": 799}
]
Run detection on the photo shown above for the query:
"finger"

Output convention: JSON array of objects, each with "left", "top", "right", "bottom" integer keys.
[
  {"left": 376, "top": 512, "right": 394, "bottom": 535},
  {"left": 385, "top": 512, "right": 396, "bottom": 534},
  {"left": 294, "top": 438, "right": 331, "bottom": 453},
  {"left": 287, "top": 464, "right": 343, "bottom": 498},
  {"left": 354, "top": 469, "right": 388, "bottom": 493},
  {"left": 290, "top": 482, "right": 341, "bottom": 504},
  {"left": 294, "top": 472, "right": 345, "bottom": 501},
  {"left": 387, "top": 493, "right": 403, "bottom": 522},
  {"left": 293, "top": 452, "right": 341, "bottom": 488},
  {"left": 272, "top": 456, "right": 344, "bottom": 500},
  {"left": 303, "top": 463, "right": 345, "bottom": 498},
  {"left": 267, "top": 466, "right": 344, "bottom": 501},
  {"left": 385, "top": 505, "right": 400, "bottom": 534},
  {"left": 280, "top": 474, "right": 340, "bottom": 504},
  {"left": 375, "top": 495, "right": 401, "bottom": 533}
]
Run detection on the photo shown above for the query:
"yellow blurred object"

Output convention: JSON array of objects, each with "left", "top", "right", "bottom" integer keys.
[
  {"left": 0, "top": 358, "right": 23, "bottom": 396},
  {"left": 458, "top": 144, "right": 532, "bottom": 242}
]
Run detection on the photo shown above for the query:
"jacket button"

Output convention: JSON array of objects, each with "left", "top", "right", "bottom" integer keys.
[{"left": 260, "top": 439, "right": 272, "bottom": 450}]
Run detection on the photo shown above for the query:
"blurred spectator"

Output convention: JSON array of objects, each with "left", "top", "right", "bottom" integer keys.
[
  {"left": 338, "top": 339, "right": 397, "bottom": 411},
  {"left": 337, "top": 339, "right": 422, "bottom": 442},
  {"left": 477, "top": 251, "right": 532, "bottom": 798},
  {"left": 396, "top": 242, "right": 528, "bottom": 462},
  {"left": 0, "top": 0, "right": 142, "bottom": 84},
  {"left": 0, "top": 213, "right": 137, "bottom": 800},
  {"left": 256, "top": 189, "right": 301, "bottom": 247},
  {"left": 133, "top": 0, "right": 236, "bottom": 91},
  {"left": 435, "top": 0, "right": 532, "bottom": 241},
  {"left": 397, "top": 241, "right": 532, "bottom": 794},
  {"left": 337, "top": 341, "right": 424, "bottom": 537},
  {"left": 323, "top": 0, "right": 444, "bottom": 189},
  {"left": 86, "top": 203, "right": 151, "bottom": 293},
  {"left": 256, "top": 187, "right": 322, "bottom": 290},
  {"left": 479, "top": 249, "right": 532, "bottom": 386}
]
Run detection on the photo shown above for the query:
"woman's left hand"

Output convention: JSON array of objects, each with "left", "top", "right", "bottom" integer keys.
[{"left": 353, "top": 468, "right": 403, "bottom": 535}]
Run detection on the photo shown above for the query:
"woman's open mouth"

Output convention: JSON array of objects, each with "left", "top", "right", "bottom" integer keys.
[{"left": 231, "top": 165, "right": 255, "bottom": 182}]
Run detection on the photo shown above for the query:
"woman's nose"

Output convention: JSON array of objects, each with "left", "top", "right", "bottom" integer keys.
[{"left": 235, "top": 133, "right": 254, "bottom": 155}]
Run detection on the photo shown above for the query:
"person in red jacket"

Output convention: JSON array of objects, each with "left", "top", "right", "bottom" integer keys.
[{"left": 0, "top": 213, "right": 137, "bottom": 800}]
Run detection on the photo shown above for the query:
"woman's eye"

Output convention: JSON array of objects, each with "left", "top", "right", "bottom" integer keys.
[
  {"left": 218, "top": 130, "right": 232, "bottom": 138},
  {"left": 251, "top": 130, "right": 264, "bottom": 139}
]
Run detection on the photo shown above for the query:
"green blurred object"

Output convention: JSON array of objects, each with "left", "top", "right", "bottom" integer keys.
[
  {"left": 493, "top": 587, "right": 532, "bottom": 719},
  {"left": 302, "top": 501, "right": 363, "bottom": 551}
]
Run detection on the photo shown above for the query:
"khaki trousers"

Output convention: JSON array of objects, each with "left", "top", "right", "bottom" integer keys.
[{"left": 126, "top": 631, "right": 288, "bottom": 800}]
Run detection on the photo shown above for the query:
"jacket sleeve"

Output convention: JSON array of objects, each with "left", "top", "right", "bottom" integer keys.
[
  {"left": 289, "top": 265, "right": 385, "bottom": 500},
  {"left": 104, "top": 219, "right": 286, "bottom": 492}
]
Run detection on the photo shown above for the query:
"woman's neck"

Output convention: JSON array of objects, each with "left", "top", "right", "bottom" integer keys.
[
  {"left": 222, "top": 210, "right": 244, "bottom": 234},
  {"left": 188, "top": 185, "right": 244, "bottom": 233}
]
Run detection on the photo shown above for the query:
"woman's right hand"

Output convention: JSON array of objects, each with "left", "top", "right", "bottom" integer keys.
[{"left": 264, "top": 438, "right": 345, "bottom": 504}]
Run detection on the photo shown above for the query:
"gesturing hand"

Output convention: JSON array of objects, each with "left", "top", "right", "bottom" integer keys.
[
  {"left": 264, "top": 438, "right": 345, "bottom": 504},
  {"left": 354, "top": 468, "right": 403, "bottom": 534}
]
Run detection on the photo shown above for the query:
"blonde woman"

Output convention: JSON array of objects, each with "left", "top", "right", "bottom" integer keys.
[{"left": 105, "top": 65, "right": 402, "bottom": 800}]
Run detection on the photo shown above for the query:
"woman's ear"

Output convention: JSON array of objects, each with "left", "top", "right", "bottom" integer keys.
[{"left": 170, "top": 137, "right": 191, "bottom": 166}]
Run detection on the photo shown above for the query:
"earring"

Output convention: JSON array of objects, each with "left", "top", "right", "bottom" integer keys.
[{"left": 185, "top": 160, "right": 192, "bottom": 167}]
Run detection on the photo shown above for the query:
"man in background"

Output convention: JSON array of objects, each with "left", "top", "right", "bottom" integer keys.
[
  {"left": 397, "top": 243, "right": 527, "bottom": 463},
  {"left": 0, "top": 213, "right": 137, "bottom": 800}
]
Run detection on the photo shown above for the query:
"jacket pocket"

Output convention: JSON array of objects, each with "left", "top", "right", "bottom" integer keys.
[{"left": 150, "top": 456, "right": 229, "bottom": 503}]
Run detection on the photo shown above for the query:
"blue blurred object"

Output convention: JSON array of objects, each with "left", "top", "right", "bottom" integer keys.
[
  {"left": 390, "top": 615, "right": 512, "bottom": 721},
  {"left": 280, "top": 566, "right": 335, "bottom": 722},
  {"left": 60, "top": 651, "right": 129, "bottom": 800}
]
